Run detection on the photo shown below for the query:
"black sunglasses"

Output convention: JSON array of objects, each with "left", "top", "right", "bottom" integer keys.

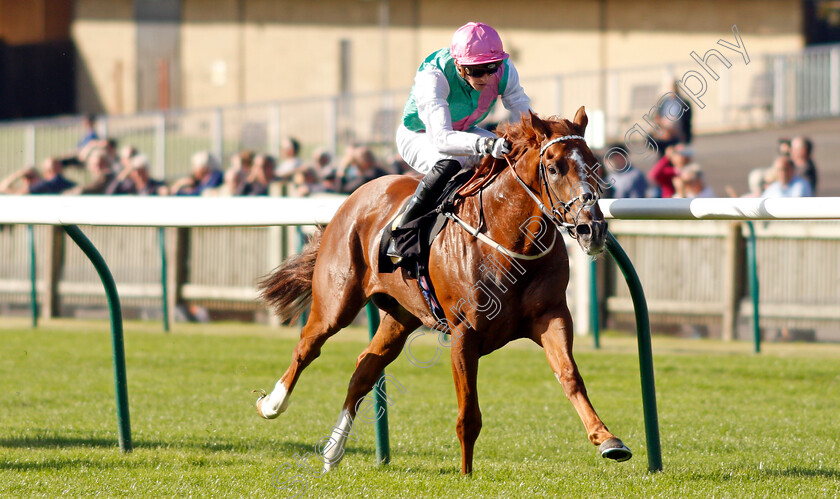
[{"left": 462, "top": 62, "right": 501, "bottom": 78}]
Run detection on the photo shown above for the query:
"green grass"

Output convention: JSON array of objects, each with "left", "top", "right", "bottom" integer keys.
[{"left": 1, "top": 318, "right": 839, "bottom": 497}]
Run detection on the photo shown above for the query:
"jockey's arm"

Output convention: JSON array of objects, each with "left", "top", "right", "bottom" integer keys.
[
  {"left": 500, "top": 62, "right": 532, "bottom": 121},
  {"left": 416, "top": 69, "right": 488, "bottom": 157}
]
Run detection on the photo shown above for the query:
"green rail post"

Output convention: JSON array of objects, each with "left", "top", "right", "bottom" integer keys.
[
  {"left": 745, "top": 221, "right": 760, "bottom": 353},
  {"left": 297, "top": 226, "right": 309, "bottom": 327},
  {"left": 28, "top": 224, "right": 37, "bottom": 328},
  {"left": 63, "top": 225, "right": 132, "bottom": 453},
  {"left": 366, "top": 302, "right": 390, "bottom": 465},
  {"left": 159, "top": 227, "right": 170, "bottom": 333},
  {"left": 605, "top": 231, "right": 662, "bottom": 472},
  {"left": 590, "top": 258, "right": 600, "bottom": 349}
]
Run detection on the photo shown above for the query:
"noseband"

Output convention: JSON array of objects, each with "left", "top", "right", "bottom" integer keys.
[{"left": 505, "top": 134, "right": 600, "bottom": 239}]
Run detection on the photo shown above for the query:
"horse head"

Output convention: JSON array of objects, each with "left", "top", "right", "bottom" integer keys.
[{"left": 499, "top": 108, "right": 607, "bottom": 256}]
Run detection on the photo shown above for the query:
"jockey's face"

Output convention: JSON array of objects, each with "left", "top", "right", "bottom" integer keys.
[{"left": 457, "top": 63, "right": 497, "bottom": 91}]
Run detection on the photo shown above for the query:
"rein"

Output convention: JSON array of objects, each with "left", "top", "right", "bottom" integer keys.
[{"left": 445, "top": 133, "right": 597, "bottom": 260}]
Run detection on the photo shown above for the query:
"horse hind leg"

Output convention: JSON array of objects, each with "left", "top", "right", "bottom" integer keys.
[
  {"left": 535, "top": 310, "right": 632, "bottom": 462},
  {"left": 256, "top": 277, "right": 367, "bottom": 419},
  {"left": 321, "top": 310, "right": 421, "bottom": 471},
  {"left": 256, "top": 312, "right": 333, "bottom": 419}
]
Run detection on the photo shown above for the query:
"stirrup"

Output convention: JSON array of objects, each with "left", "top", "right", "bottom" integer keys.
[
  {"left": 386, "top": 211, "right": 407, "bottom": 263},
  {"left": 386, "top": 239, "right": 402, "bottom": 263}
]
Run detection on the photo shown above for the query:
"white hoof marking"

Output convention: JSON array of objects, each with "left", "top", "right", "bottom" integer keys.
[{"left": 258, "top": 380, "right": 291, "bottom": 419}]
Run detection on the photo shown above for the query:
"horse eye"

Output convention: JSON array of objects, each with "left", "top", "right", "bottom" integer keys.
[{"left": 548, "top": 167, "right": 557, "bottom": 175}]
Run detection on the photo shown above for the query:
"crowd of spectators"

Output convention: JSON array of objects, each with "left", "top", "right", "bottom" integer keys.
[
  {"left": 0, "top": 127, "right": 419, "bottom": 199},
  {"left": 0, "top": 111, "right": 821, "bottom": 202},
  {"left": 595, "top": 91, "right": 819, "bottom": 201}
]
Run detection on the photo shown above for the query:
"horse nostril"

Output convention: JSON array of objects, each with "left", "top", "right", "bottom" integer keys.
[{"left": 576, "top": 224, "right": 591, "bottom": 237}]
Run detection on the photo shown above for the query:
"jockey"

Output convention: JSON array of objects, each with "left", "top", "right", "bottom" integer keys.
[{"left": 388, "top": 21, "right": 532, "bottom": 258}]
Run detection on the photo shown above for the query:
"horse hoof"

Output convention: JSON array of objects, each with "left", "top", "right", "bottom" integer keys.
[
  {"left": 252, "top": 389, "right": 274, "bottom": 420},
  {"left": 599, "top": 438, "right": 632, "bottom": 462}
]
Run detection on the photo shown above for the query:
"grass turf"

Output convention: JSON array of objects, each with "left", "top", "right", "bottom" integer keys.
[{"left": 1, "top": 318, "right": 839, "bottom": 497}]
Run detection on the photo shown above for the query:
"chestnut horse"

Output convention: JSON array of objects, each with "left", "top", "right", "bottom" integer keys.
[{"left": 256, "top": 108, "right": 631, "bottom": 474}]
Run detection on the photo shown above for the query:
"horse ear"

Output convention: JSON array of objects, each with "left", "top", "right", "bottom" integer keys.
[
  {"left": 573, "top": 106, "right": 588, "bottom": 132},
  {"left": 528, "top": 110, "right": 552, "bottom": 142}
]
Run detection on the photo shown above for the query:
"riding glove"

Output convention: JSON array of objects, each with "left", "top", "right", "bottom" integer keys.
[{"left": 476, "top": 137, "right": 512, "bottom": 159}]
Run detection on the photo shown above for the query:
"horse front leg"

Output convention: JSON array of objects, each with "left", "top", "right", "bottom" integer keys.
[
  {"left": 533, "top": 307, "right": 632, "bottom": 462},
  {"left": 450, "top": 337, "right": 481, "bottom": 474}
]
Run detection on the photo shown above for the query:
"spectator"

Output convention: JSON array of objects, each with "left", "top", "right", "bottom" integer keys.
[
  {"left": 237, "top": 154, "right": 276, "bottom": 196},
  {"left": 310, "top": 148, "right": 333, "bottom": 177},
  {"left": 335, "top": 145, "right": 388, "bottom": 194},
  {"left": 77, "top": 114, "right": 99, "bottom": 149},
  {"left": 655, "top": 81, "right": 693, "bottom": 146},
  {"left": 78, "top": 137, "right": 119, "bottom": 170},
  {"left": 291, "top": 166, "right": 327, "bottom": 197},
  {"left": 777, "top": 138, "right": 791, "bottom": 157},
  {"left": 66, "top": 150, "right": 115, "bottom": 194},
  {"left": 603, "top": 145, "right": 647, "bottom": 198},
  {"left": 0, "top": 165, "right": 41, "bottom": 194},
  {"left": 790, "top": 136, "right": 817, "bottom": 195},
  {"left": 28, "top": 158, "right": 77, "bottom": 194},
  {"left": 725, "top": 167, "right": 768, "bottom": 198},
  {"left": 274, "top": 137, "right": 303, "bottom": 180},
  {"left": 106, "top": 154, "right": 168, "bottom": 195},
  {"left": 648, "top": 143, "right": 692, "bottom": 198},
  {"left": 171, "top": 151, "right": 224, "bottom": 196},
  {"left": 761, "top": 156, "right": 813, "bottom": 198},
  {"left": 222, "top": 150, "right": 255, "bottom": 196},
  {"left": 321, "top": 166, "right": 339, "bottom": 194},
  {"left": 287, "top": 149, "right": 332, "bottom": 196},
  {"left": 118, "top": 145, "right": 139, "bottom": 172},
  {"left": 673, "top": 163, "right": 714, "bottom": 198},
  {"left": 385, "top": 152, "right": 420, "bottom": 178}
]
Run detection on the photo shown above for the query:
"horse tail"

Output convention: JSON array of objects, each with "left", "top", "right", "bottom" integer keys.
[{"left": 258, "top": 227, "right": 323, "bottom": 324}]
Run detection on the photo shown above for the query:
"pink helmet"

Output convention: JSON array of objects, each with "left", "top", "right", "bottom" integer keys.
[{"left": 450, "top": 22, "right": 510, "bottom": 66}]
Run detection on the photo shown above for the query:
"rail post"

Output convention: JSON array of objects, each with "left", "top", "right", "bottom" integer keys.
[
  {"left": 28, "top": 224, "right": 37, "bottom": 328},
  {"left": 159, "top": 227, "right": 170, "bottom": 332},
  {"left": 605, "top": 231, "right": 662, "bottom": 472},
  {"left": 590, "top": 258, "right": 600, "bottom": 349},
  {"left": 63, "top": 225, "right": 132, "bottom": 452},
  {"left": 745, "top": 221, "right": 761, "bottom": 353}
]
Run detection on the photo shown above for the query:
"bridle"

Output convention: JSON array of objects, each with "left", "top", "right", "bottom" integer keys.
[
  {"left": 442, "top": 133, "right": 601, "bottom": 261},
  {"left": 504, "top": 134, "right": 600, "bottom": 240}
]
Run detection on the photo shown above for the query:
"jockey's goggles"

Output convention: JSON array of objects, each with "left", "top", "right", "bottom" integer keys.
[{"left": 462, "top": 62, "right": 501, "bottom": 78}]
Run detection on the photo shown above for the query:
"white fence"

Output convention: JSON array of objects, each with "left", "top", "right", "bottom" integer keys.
[{"left": 1, "top": 196, "right": 839, "bottom": 341}]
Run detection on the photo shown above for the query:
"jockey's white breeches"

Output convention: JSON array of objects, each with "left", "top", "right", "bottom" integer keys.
[{"left": 396, "top": 124, "right": 497, "bottom": 175}]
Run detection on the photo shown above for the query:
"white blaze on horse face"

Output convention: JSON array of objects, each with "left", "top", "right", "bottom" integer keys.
[
  {"left": 569, "top": 149, "right": 587, "bottom": 180},
  {"left": 261, "top": 379, "right": 291, "bottom": 418},
  {"left": 568, "top": 148, "right": 595, "bottom": 197},
  {"left": 566, "top": 148, "right": 599, "bottom": 219}
]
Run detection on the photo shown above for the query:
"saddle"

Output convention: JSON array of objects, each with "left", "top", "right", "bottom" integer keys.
[{"left": 377, "top": 168, "right": 474, "bottom": 320}]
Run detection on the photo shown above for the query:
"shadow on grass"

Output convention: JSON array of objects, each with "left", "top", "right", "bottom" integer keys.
[
  {"left": 0, "top": 434, "right": 376, "bottom": 457},
  {"left": 0, "top": 436, "right": 125, "bottom": 450},
  {"left": 375, "top": 465, "right": 463, "bottom": 476},
  {"left": 763, "top": 467, "right": 840, "bottom": 479}
]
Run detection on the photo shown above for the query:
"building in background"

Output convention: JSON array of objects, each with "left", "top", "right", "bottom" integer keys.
[
  {"left": 0, "top": 0, "right": 75, "bottom": 119},
  {"left": 70, "top": 0, "right": 832, "bottom": 115},
  {"left": 1, "top": 1, "right": 839, "bottom": 119}
]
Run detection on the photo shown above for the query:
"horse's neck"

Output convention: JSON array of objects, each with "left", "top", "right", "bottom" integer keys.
[{"left": 462, "top": 162, "right": 553, "bottom": 256}]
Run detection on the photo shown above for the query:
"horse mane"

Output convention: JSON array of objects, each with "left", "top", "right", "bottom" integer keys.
[{"left": 457, "top": 114, "right": 581, "bottom": 197}]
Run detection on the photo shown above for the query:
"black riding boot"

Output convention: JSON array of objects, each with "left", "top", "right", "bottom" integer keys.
[{"left": 387, "top": 159, "right": 461, "bottom": 258}]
